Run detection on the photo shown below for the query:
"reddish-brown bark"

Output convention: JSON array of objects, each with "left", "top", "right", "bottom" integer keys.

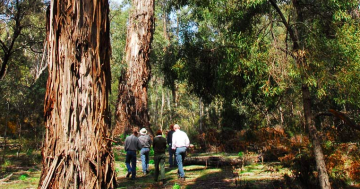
[
  {"left": 114, "top": 0, "right": 155, "bottom": 137},
  {"left": 39, "top": 0, "right": 116, "bottom": 188}
]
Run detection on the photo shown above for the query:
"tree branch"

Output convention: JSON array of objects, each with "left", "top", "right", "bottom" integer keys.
[
  {"left": 0, "top": 39, "right": 9, "bottom": 53},
  {"left": 268, "top": 0, "right": 299, "bottom": 49},
  {"left": 315, "top": 109, "right": 360, "bottom": 131}
]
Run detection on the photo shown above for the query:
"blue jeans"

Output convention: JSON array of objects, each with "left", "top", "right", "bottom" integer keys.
[
  {"left": 175, "top": 147, "right": 187, "bottom": 178},
  {"left": 168, "top": 146, "right": 176, "bottom": 167},
  {"left": 125, "top": 150, "right": 137, "bottom": 178},
  {"left": 140, "top": 147, "right": 150, "bottom": 173}
]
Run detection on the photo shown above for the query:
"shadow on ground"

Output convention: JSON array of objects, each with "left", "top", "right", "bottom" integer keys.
[{"left": 185, "top": 166, "right": 288, "bottom": 189}]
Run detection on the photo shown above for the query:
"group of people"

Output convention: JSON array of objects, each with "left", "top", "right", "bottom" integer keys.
[{"left": 124, "top": 124, "right": 190, "bottom": 183}]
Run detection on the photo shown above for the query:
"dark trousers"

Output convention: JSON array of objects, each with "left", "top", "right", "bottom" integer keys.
[
  {"left": 168, "top": 146, "right": 176, "bottom": 167},
  {"left": 125, "top": 150, "right": 137, "bottom": 178},
  {"left": 154, "top": 153, "right": 166, "bottom": 181}
]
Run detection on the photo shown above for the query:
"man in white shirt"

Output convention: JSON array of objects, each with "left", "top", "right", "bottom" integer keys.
[{"left": 171, "top": 124, "right": 190, "bottom": 180}]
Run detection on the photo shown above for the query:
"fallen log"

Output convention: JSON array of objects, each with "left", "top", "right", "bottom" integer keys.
[
  {"left": 184, "top": 156, "right": 243, "bottom": 167},
  {"left": 0, "top": 173, "right": 13, "bottom": 183}
]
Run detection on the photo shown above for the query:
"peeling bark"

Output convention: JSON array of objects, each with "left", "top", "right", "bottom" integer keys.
[
  {"left": 39, "top": 0, "right": 116, "bottom": 188},
  {"left": 114, "top": 0, "right": 155, "bottom": 136}
]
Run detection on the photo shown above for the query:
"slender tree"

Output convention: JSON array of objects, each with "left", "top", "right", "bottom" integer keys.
[
  {"left": 115, "top": 0, "right": 155, "bottom": 136},
  {"left": 269, "top": 0, "right": 331, "bottom": 188},
  {"left": 39, "top": 0, "right": 116, "bottom": 188},
  {"left": 0, "top": 0, "right": 45, "bottom": 80}
]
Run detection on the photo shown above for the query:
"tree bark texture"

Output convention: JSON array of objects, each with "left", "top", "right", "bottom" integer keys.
[
  {"left": 39, "top": 0, "right": 116, "bottom": 188},
  {"left": 114, "top": 0, "right": 155, "bottom": 136},
  {"left": 302, "top": 84, "right": 331, "bottom": 189}
]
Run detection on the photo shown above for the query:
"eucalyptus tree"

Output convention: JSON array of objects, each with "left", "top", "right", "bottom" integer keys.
[
  {"left": 268, "top": 1, "right": 360, "bottom": 188},
  {"left": 39, "top": 0, "right": 116, "bottom": 188},
  {"left": 109, "top": 2, "right": 129, "bottom": 130},
  {"left": 161, "top": 0, "right": 360, "bottom": 187},
  {"left": 0, "top": 0, "right": 47, "bottom": 162},
  {"left": 268, "top": 0, "right": 331, "bottom": 187},
  {"left": 160, "top": 0, "right": 272, "bottom": 130},
  {"left": 145, "top": 0, "right": 175, "bottom": 130},
  {"left": 115, "top": 0, "right": 155, "bottom": 136},
  {"left": 0, "top": 0, "right": 45, "bottom": 80}
]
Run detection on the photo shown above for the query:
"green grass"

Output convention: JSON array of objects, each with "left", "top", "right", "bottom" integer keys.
[
  {"left": 114, "top": 152, "right": 121, "bottom": 161},
  {"left": 173, "top": 183, "right": 181, "bottom": 189},
  {"left": 238, "top": 151, "right": 244, "bottom": 158},
  {"left": 2, "top": 159, "right": 12, "bottom": 167},
  {"left": 0, "top": 145, "right": 293, "bottom": 189},
  {"left": 19, "top": 174, "right": 29, "bottom": 180},
  {"left": 0, "top": 172, "right": 40, "bottom": 189}
]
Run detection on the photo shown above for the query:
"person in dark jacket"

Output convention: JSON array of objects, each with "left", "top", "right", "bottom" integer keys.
[
  {"left": 153, "top": 130, "right": 167, "bottom": 183},
  {"left": 124, "top": 130, "right": 142, "bottom": 180},
  {"left": 138, "top": 128, "right": 152, "bottom": 175},
  {"left": 166, "top": 124, "right": 175, "bottom": 167}
]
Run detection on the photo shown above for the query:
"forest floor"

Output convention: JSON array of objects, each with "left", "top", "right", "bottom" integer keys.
[
  {"left": 2, "top": 146, "right": 360, "bottom": 189},
  {"left": 115, "top": 162, "right": 291, "bottom": 189},
  {"left": 113, "top": 146, "right": 292, "bottom": 189},
  {"left": 0, "top": 145, "right": 294, "bottom": 189}
]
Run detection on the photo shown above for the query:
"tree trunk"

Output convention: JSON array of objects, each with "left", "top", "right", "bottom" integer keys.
[
  {"left": 199, "top": 97, "right": 202, "bottom": 131},
  {"left": 167, "top": 91, "right": 172, "bottom": 122},
  {"left": 2, "top": 102, "right": 9, "bottom": 164},
  {"left": 268, "top": 0, "right": 331, "bottom": 188},
  {"left": 0, "top": 0, "right": 32, "bottom": 80},
  {"left": 184, "top": 156, "right": 243, "bottom": 167},
  {"left": 302, "top": 84, "right": 331, "bottom": 189},
  {"left": 115, "top": 0, "right": 155, "bottom": 136},
  {"left": 154, "top": 92, "right": 158, "bottom": 129},
  {"left": 160, "top": 89, "right": 165, "bottom": 129},
  {"left": 39, "top": 1, "right": 116, "bottom": 188}
]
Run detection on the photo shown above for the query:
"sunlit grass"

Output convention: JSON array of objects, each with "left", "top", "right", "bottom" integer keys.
[
  {"left": 0, "top": 171, "right": 40, "bottom": 189},
  {"left": 238, "top": 163, "right": 292, "bottom": 182},
  {"left": 1, "top": 145, "right": 292, "bottom": 189}
]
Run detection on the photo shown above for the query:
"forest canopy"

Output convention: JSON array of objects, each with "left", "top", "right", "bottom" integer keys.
[{"left": 1, "top": 0, "right": 360, "bottom": 188}]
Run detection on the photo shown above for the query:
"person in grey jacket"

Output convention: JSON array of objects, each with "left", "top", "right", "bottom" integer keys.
[
  {"left": 124, "top": 130, "right": 142, "bottom": 180},
  {"left": 138, "top": 128, "right": 152, "bottom": 175}
]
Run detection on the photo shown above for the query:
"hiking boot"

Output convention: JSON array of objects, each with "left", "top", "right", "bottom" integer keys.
[
  {"left": 179, "top": 177, "right": 185, "bottom": 181},
  {"left": 126, "top": 172, "right": 131, "bottom": 178}
]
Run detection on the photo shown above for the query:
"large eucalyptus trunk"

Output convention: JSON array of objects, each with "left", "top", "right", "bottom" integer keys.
[
  {"left": 39, "top": 0, "right": 116, "bottom": 188},
  {"left": 115, "top": 0, "right": 155, "bottom": 136}
]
